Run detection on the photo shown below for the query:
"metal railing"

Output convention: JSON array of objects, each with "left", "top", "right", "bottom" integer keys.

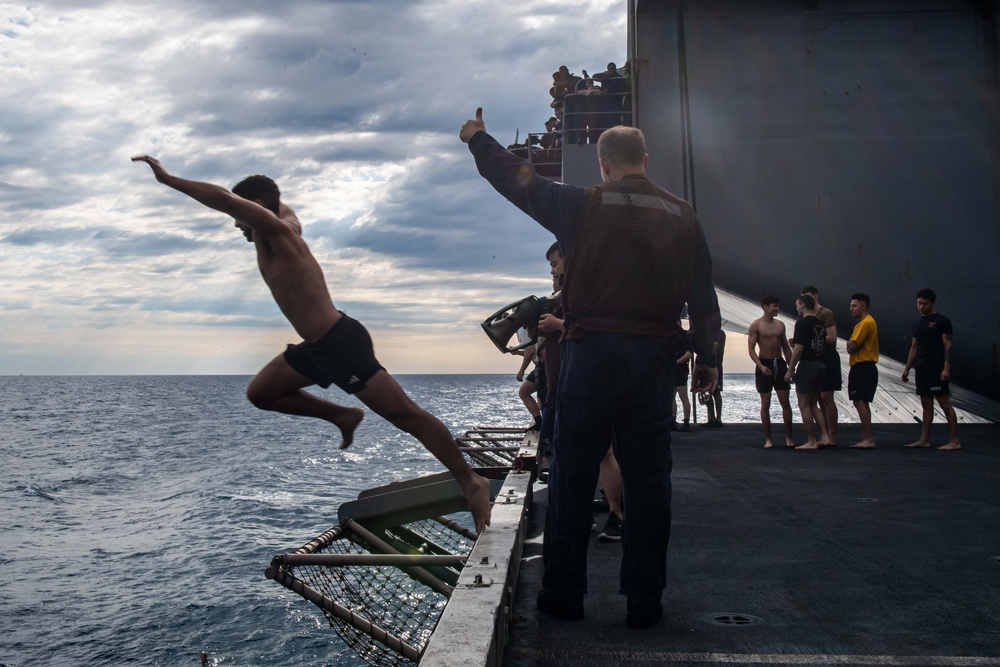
[{"left": 506, "top": 90, "right": 634, "bottom": 180}]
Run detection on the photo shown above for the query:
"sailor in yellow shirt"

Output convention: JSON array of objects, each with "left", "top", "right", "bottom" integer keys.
[{"left": 846, "top": 293, "right": 879, "bottom": 448}]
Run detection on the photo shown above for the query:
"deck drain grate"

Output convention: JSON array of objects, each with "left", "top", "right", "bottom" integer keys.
[{"left": 702, "top": 612, "right": 763, "bottom": 627}]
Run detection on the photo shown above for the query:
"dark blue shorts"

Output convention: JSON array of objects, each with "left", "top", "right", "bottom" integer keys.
[
  {"left": 283, "top": 314, "right": 385, "bottom": 394},
  {"left": 848, "top": 362, "right": 878, "bottom": 403},
  {"left": 915, "top": 363, "right": 950, "bottom": 397}
]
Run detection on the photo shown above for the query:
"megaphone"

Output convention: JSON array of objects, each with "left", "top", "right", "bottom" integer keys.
[{"left": 481, "top": 294, "right": 558, "bottom": 353}]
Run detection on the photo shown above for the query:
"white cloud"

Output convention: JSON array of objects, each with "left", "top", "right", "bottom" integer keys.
[{"left": 0, "top": 0, "right": 627, "bottom": 374}]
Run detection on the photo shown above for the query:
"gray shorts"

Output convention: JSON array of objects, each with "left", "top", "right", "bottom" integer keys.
[{"left": 795, "top": 360, "right": 825, "bottom": 395}]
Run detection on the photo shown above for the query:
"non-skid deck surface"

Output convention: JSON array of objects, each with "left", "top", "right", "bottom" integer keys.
[{"left": 503, "top": 423, "right": 1000, "bottom": 667}]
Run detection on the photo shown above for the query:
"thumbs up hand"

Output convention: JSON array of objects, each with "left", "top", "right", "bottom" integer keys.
[{"left": 460, "top": 107, "right": 486, "bottom": 143}]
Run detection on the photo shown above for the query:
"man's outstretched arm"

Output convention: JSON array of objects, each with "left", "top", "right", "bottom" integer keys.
[
  {"left": 131, "top": 155, "right": 292, "bottom": 237},
  {"left": 460, "top": 107, "right": 587, "bottom": 246}
]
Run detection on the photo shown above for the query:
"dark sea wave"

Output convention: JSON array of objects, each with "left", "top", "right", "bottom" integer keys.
[{"left": 0, "top": 374, "right": 761, "bottom": 666}]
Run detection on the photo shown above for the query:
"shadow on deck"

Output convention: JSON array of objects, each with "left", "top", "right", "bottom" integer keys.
[{"left": 503, "top": 423, "right": 1000, "bottom": 667}]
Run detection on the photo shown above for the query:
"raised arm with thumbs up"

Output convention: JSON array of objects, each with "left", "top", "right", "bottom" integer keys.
[{"left": 460, "top": 107, "right": 486, "bottom": 143}]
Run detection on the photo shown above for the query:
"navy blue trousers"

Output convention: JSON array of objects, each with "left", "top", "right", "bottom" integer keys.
[{"left": 541, "top": 332, "right": 675, "bottom": 602}]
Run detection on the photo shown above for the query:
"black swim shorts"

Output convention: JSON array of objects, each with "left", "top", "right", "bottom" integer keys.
[
  {"left": 755, "top": 357, "right": 790, "bottom": 393},
  {"left": 915, "top": 363, "right": 950, "bottom": 397},
  {"left": 675, "top": 360, "right": 690, "bottom": 383},
  {"left": 820, "top": 347, "right": 842, "bottom": 392},
  {"left": 283, "top": 314, "right": 385, "bottom": 394},
  {"left": 848, "top": 361, "right": 878, "bottom": 403}
]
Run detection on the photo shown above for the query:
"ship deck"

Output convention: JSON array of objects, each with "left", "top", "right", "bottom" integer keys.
[{"left": 501, "top": 423, "right": 1000, "bottom": 667}]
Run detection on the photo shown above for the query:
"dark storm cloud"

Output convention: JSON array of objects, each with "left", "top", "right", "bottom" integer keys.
[
  {"left": 1, "top": 224, "right": 218, "bottom": 260},
  {"left": 335, "top": 152, "right": 558, "bottom": 276},
  {"left": 1, "top": 227, "right": 95, "bottom": 246},
  {"left": 0, "top": 182, "right": 57, "bottom": 212}
]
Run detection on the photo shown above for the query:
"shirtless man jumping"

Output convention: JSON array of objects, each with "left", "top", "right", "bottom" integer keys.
[
  {"left": 747, "top": 296, "right": 794, "bottom": 448},
  {"left": 132, "top": 156, "right": 492, "bottom": 532}
]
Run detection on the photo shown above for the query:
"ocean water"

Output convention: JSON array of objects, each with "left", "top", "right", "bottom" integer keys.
[{"left": 1, "top": 373, "right": 765, "bottom": 667}]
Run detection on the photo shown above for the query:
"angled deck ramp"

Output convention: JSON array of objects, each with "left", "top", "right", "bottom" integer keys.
[{"left": 265, "top": 427, "right": 538, "bottom": 666}]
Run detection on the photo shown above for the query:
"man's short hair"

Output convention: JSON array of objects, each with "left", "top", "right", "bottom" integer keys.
[
  {"left": 851, "top": 292, "right": 870, "bottom": 307},
  {"left": 597, "top": 126, "right": 646, "bottom": 169},
  {"left": 801, "top": 285, "right": 819, "bottom": 297},
  {"left": 233, "top": 175, "right": 280, "bottom": 215},
  {"left": 545, "top": 242, "right": 562, "bottom": 260},
  {"left": 916, "top": 287, "right": 937, "bottom": 302},
  {"left": 761, "top": 295, "right": 780, "bottom": 307},
  {"left": 798, "top": 294, "right": 816, "bottom": 310}
]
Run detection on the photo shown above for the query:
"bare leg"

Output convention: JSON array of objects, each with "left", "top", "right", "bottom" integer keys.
[
  {"left": 247, "top": 354, "right": 364, "bottom": 448},
  {"left": 355, "top": 370, "right": 492, "bottom": 532},
  {"left": 519, "top": 379, "right": 540, "bottom": 419},
  {"left": 599, "top": 447, "right": 623, "bottom": 519},
  {"left": 813, "top": 396, "right": 829, "bottom": 447},
  {"left": 759, "top": 392, "right": 774, "bottom": 447},
  {"left": 704, "top": 391, "right": 722, "bottom": 425},
  {"left": 776, "top": 389, "right": 795, "bottom": 447},
  {"left": 712, "top": 388, "right": 723, "bottom": 423},
  {"left": 850, "top": 400, "right": 875, "bottom": 448},
  {"left": 819, "top": 390, "right": 837, "bottom": 445},
  {"left": 796, "top": 393, "right": 826, "bottom": 449},
  {"left": 905, "top": 396, "right": 935, "bottom": 447},
  {"left": 793, "top": 393, "right": 814, "bottom": 449},
  {"left": 936, "top": 396, "right": 962, "bottom": 450},
  {"left": 678, "top": 389, "right": 691, "bottom": 424}
]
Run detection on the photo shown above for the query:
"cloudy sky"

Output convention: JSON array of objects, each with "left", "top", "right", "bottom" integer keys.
[{"left": 0, "top": 0, "right": 634, "bottom": 375}]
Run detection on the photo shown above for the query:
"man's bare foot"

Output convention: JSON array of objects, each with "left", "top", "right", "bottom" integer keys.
[
  {"left": 937, "top": 441, "right": 961, "bottom": 450},
  {"left": 461, "top": 474, "right": 493, "bottom": 534},
  {"left": 336, "top": 407, "right": 365, "bottom": 449},
  {"left": 796, "top": 442, "right": 819, "bottom": 450},
  {"left": 763, "top": 440, "right": 774, "bottom": 449},
  {"left": 818, "top": 442, "right": 837, "bottom": 449},
  {"left": 850, "top": 439, "right": 875, "bottom": 449},
  {"left": 785, "top": 438, "right": 797, "bottom": 448},
  {"left": 904, "top": 440, "right": 930, "bottom": 448}
]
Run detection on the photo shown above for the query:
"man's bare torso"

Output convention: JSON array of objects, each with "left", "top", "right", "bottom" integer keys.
[
  {"left": 253, "top": 221, "right": 341, "bottom": 342},
  {"left": 752, "top": 317, "right": 787, "bottom": 359}
]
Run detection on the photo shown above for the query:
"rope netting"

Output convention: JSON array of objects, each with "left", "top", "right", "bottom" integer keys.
[
  {"left": 267, "top": 427, "right": 532, "bottom": 666},
  {"left": 275, "top": 515, "right": 477, "bottom": 667}
]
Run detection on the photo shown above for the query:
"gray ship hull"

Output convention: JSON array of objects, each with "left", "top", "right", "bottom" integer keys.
[{"left": 629, "top": 0, "right": 1000, "bottom": 402}]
